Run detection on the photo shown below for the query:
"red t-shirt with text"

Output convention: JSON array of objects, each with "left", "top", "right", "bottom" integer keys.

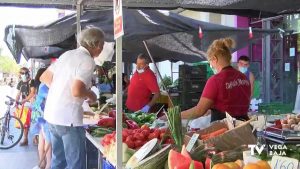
[
  {"left": 201, "top": 66, "right": 251, "bottom": 117},
  {"left": 126, "top": 67, "right": 160, "bottom": 111}
]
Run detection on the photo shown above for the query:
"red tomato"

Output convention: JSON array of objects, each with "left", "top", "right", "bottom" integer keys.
[
  {"left": 165, "top": 138, "right": 174, "bottom": 144},
  {"left": 141, "top": 130, "right": 150, "bottom": 137},
  {"left": 134, "top": 140, "right": 144, "bottom": 148},
  {"left": 122, "top": 130, "right": 129, "bottom": 138},
  {"left": 154, "top": 129, "right": 161, "bottom": 135},
  {"left": 103, "top": 135, "right": 111, "bottom": 143},
  {"left": 159, "top": 133, "right": 165, "bottom": 140},
  {"left": 126, "top": 135, "right": 134, "bottom": 143},
  {"left": 127, "top": 129, "right": 133, "bottom": 134},
  {"left": 160, "top": 128, "right": 167, "bottom": 133},
  {"left": 141, "top": 125, "right": 150, "bottom": 131},
  {"left": 148, "top": 133, "right": 157, "bottom": 140},
  {"left": 153, "top": 131, "right": 160, "bottom": 138},
  {"left": 134, "top": 133, "right": 145, "bottom": 141},
  {"left": 125, "top": 140, "right": 135, "bottom": 149}
]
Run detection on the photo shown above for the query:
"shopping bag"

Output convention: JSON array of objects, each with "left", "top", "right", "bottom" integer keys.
[{"left": 14, "top": 104, "right": 32, "bottom": 128}]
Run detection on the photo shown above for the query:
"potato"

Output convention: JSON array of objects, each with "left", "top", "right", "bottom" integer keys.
[
  {"left": 281, "top": 119, "right": 288, "bottom": 124},
  {"left": 288, "top": 119, "right": 296, "bottom": 125},
  {"left": 291, "top": 124, "right": 296, "bottom": 130},
  {"left": 294, "top": 125, "right": 300, "bottom": 131},
  {"left": 282, "top": 124, "right": 291, "bottom": 130}
]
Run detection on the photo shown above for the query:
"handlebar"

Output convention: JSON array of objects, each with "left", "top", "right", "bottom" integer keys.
[{"left": 6, "top": 96, "right": 22, "bottom": 105}]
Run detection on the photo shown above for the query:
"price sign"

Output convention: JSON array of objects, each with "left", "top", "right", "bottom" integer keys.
[
  {"left": 186, "top": 133, "right": 199, "bottom": 152},
  {"left": 225, "top": 112, "right": 234, "bottom": 130},
  {"left": 113, "top": 0, "right": 124, "bottom": 39},
  {"left": 271, "top": 156, "right": 299, "bottom": 169}
]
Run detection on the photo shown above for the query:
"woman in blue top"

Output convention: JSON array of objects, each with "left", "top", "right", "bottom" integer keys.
[{"left": 31, "top": 83, "right": 51, "bottom": 168}]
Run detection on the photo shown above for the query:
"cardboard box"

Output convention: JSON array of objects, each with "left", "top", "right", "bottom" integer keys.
[{"left": 188, "top": 120, "right": 256, "bottom": 151}]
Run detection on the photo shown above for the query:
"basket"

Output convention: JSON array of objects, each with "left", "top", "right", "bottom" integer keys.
[
  {"left": 191, "top": 120, "right": 256, "bottom": 151},
  {"left": 258, "top": 103, "right": 294, "bottom": 115}
]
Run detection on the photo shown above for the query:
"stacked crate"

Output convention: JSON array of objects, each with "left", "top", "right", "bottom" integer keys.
[{"left": 178, "top": 65, "right": 208, "bottom": 110}]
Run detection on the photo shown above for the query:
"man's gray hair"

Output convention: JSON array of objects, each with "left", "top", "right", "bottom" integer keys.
[
  {"left": 77, "top": 27, "right": 105, "bottom": 49},
  {"left": 137, "top": 53, "right": 150, "bottom": 64}
]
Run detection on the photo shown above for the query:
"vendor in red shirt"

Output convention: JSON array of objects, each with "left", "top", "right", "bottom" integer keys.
[
  {"left": 181, "top": 38, "right": 251, "bottom": 122},
  {"left": 126, "top": 54, "right": 160, "bottom": 113}
]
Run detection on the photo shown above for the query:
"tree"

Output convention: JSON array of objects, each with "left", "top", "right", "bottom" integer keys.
[
  {"left": 160, "top": 75, "right": 172, "bottom": 89},
  {"left": 0, "top": 56, "right": 20, "bottom": 74}
]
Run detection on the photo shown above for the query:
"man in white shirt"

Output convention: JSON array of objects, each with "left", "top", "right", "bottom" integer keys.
[{"left": 40, "top": 27, "right": 105, "bottom": 169}]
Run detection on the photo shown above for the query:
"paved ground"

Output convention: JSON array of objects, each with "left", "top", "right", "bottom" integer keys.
[{"left": 0, "top": 85, "right": 38, "bottom": 169}]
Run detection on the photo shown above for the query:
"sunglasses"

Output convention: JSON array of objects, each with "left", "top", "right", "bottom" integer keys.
[{"left": 19, "top": 72, "right": 28, "bottom": 75}]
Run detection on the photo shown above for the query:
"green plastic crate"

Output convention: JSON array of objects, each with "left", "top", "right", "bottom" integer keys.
[
  {"left": 192, "top": 61, "right": 214, "bottom": 79},
  {"left": 258, "top": 103, "right": 294, "bottom": 115}
]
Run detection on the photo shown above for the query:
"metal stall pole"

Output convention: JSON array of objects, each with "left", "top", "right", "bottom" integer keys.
[
  {"left": 262, "top": 20, "right": 271, "bottom": 103},
  {"left": 116, "top": 37, "right": 123, "bottom": 169},
  {"left": 76, "top": 0, "right": 83, "bottom": 48},
  {"left": 143, "top": 41, "right": 174, "bottom": 107}
]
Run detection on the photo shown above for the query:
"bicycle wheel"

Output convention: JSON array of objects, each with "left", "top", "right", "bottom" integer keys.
[{"left": 0, "top": 115, "right": 24, "bottom": 149}]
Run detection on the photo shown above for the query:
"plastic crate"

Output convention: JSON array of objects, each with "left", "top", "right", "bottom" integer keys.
[
  {"left": 258, "top": 103, "right": 294, "bottom": 115},
  {"left": 179, "top": 92, "right": 202, "bottom": 110},
  {"left": 102, "top": 159, "right": 115, "bottom": 169},
  {"left": 179, "top": 65, "right": 207, "bottom": 79},
  {"left": 192, "top": 61, "right": 214, "bottom": 79},
  {"left": 178, "top": 79, "right": 206, "bottom": 92}
]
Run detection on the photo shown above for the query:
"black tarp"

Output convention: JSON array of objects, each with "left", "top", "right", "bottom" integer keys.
[
  {"left": 1, "top": 0, "right": 300, "bottom": 18},
  {"left": 4, "top": 9, "right": 278, "bottom": 63}
]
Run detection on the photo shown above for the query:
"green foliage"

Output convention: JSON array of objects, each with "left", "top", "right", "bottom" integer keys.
[
  {"left": 0, "top": 56, "right": 20, "bottom": 74},
  {"left": 160, "top": 75, "right": 172, "bottom": 89},
  {"left": 173, "top": 79, "right": 179, "bottom": 87}
]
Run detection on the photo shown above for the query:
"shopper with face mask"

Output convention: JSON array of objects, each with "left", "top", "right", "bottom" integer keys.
[
  {"left": 237, "top": 55, "right": 255, "bottom": 98},
  {"left": 181, "top": 38, "right": 251, "bottom": 122},
  {"left": 15, "top": 67, "right": 36, "bottom": 146},
  {"left": 126, "top": 54, "right": 160, "bottom": 113}
]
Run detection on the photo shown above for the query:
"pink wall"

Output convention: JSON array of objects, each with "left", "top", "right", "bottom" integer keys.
[{"left": 234, "top": 16, "right": 249, "bottom": 62}]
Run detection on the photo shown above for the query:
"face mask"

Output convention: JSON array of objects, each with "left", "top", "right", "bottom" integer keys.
[
  {"left": 137, "top": 68, "right": 145, "bottom": 74},
  {"left": 239, "top": 67, "right": 248, "bottom": 74},
  {"left": 210, "top": 64, "right": 218, "bottom": 74},
  {"left": 21, "top": 74, "right": 27, "bottom": 82}
]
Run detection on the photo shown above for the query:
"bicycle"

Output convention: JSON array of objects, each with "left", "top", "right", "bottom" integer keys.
[{"left": 0, "top": 96, "right": 24, "bottom": 149}]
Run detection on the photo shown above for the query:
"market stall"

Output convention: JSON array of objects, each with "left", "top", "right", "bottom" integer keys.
[
  {"left": 2, "top": 1, "right": 300, "bottom": 169},
  {"left": 83, "top": 102, "right": 300, "bottom": 169}
]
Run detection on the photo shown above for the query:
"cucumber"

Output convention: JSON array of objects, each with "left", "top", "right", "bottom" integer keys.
[{"left": 91, "top": 127, "right": 113, "bottom": 137}]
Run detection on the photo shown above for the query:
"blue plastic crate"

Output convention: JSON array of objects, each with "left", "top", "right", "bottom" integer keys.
[{"left": 102, "top": 159, "right": 115, "bottom": 169}]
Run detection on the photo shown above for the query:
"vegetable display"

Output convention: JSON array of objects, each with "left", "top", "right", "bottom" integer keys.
[
  {"left": 101, "top": 126, "right": 173, "bottom": 149},
  {"left": 126, "top": 112, "right": 156, "bottom": 126},
  {"left": 97, "top": 110, "right": 131, "bottom": 129},
  {"left": 166, "top": 106, "right": 183, "bottom": 150},
  {"left": 200, "top": 128, "right": 228, "bottom": 140},
  {"left": 90, "top": 127, "right": 114, "bottom": 137}
]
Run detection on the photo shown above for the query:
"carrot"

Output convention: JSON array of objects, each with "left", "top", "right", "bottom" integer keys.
[{"left": 200, "top": 128, "right": 227, "bottom": 140}]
